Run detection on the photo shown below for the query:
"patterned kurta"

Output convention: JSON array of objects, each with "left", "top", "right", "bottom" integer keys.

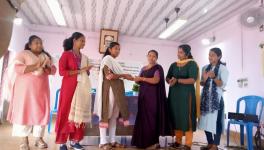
[{"left": 198, "top": 64, "right": 229, "bottom": 134}]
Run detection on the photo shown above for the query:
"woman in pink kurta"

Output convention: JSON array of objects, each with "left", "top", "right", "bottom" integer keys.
[{"left": 6, "top": 35, "right": 56, "bottom": 150}]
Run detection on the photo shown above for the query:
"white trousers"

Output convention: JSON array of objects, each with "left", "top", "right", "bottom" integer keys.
[
  {"left": 12, "top": 124, "right": 45, "bottom": 137},
  {"left": 100, "top": 88, "right": 120, "bottom": 145}
]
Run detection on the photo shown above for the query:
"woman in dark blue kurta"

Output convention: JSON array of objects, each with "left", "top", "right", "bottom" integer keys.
[{"left": 132, "top": 50, "right": 170, "bottom": 149}]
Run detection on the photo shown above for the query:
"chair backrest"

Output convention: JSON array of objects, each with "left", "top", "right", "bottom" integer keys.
[
  {"left": 53, "top": 89, "right": 61, "bottom": 111},
  {"left": 236, "top": 95, "right": 264, "bottom": 120}
]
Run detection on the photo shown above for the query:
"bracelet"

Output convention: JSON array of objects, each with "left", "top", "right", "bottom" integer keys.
[{"left": 176, "top": 79, "right": 179, "bottom": 84}]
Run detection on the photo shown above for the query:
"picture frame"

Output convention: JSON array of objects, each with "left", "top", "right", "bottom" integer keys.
[{"left": 99, "top": 29, "right": 119, "bottom": 54}]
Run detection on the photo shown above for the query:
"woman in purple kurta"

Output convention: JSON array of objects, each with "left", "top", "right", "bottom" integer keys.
[{"left": 132, "top": 50, "right": 170, "bottom": 149}]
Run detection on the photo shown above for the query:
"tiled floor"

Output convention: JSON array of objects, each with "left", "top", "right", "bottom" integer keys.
[{"left": 0, "top": 122, "right": 257, "bottom": 150}]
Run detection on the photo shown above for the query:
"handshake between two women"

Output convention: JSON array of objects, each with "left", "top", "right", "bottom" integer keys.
[{"left": 105, "top": 72, "right": 143, "bottom": 82}]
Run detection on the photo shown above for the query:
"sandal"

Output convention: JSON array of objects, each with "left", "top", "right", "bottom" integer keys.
[
  {"left": 111, "top": 142, "right": 126, "bottom": 148},
  {"left": 200, "top": 144, "right": 213, "bottom": 150},
  {"left": 168, "top": 142, "right": 182, "bottom": 149},
  {"left": 20, "top": 143, "right": 30, "bottom": 150},
  {"left": 209, "top": 145, "right": 218, "bottom": 150},
  {"left": 99, "top": 143, "right": 113, "bottom": 150},
  {"left": 35, "top": 138, "right": 48, "bottom": 149},
  {"left": 182, "top": 145, "right": 191, "bottom": 150}
]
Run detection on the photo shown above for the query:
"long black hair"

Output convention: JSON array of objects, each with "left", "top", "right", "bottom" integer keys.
[
  {"left": 178, "top": 44, "right": 193, "bottom": 59},
  {"left": 24, "top": 35, "right": 51, "bottom": 59},
  {"left": 103, "top": 42, "right": 120, "bottom": 57},
  {"left": 148, "top": 49, "right": 159, "bottom": 58},
  {"left": 63, "top": 32, "right": 85, "bottom": 51},
  {"left": 210, "top": 47, "right": 226, "bottom": 66}
]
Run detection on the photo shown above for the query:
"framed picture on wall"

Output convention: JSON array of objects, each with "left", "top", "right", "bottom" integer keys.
[{"left": 99, "top": 29, "right": 119, "bottom": 54}]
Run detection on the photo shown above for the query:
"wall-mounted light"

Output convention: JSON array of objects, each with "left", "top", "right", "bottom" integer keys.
[
  {"left": 246, "top": 16, "right": 255, "bottom": 23},
  {"left": 203, "top": 8, "right": 208, "bottom": 14},
  {"left": 201, "top": 36, "right": 216, "bottom": 45},
  {"left": 13, "top": 17, "right": 23, "bottom": 25}
]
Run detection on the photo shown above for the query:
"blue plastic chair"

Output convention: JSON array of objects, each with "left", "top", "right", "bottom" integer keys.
[
  {"left": 226, "top": 95, "right": 264, "bottom": 150},
  {"left": 48, "top": 89, "right": 61, "bottom": 133}
]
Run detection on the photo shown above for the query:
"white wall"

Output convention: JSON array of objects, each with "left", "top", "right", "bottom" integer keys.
[
  {"left": 189, "top": 14, "right": 264, "bottom": 130},
  {"left": 7, "top": 23, "right": 30, "bottom": 70},
  {"left": 8, "top": 23, "right": 30, "bottom": 52}
]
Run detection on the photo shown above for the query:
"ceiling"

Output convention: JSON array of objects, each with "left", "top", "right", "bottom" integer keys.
[{"left": 13, "top": 0, "right": 259, "bottom": 42}]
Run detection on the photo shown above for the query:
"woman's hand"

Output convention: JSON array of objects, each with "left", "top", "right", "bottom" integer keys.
[
  {"left": 106, "top": 73, "right": 134, "bottom": 80},
  {"left": 23, "top": 59, "right": 44, "bottom": 74},
  {"left": 80, "top": 65, "right": 93, "bottom": 73},
  {"left": 202, "top": 71, "right": 209, "bottom": 81},
  {"left": 208, "top": 71, "right": 216, "bottom": 79},
  {"left": 43, "top": 66, "right": 51, "bottom": 74},
  {"left": 106, "top": 73, "right": 114, "bottom": 80},
  {"left": 134, "top": 76, "right": 142, "bottom": 82},
  {"left": 42, "top": 57, "right": 51, "bottom": 68},
  {"left": 123, "top": 74, "right": 134, "bottom": 80},
  {"left": 168, "top": 77, "right": 177, "bottom": 87},
  {"left": 35, "top": 59, "right": 43, "bottom": 69}
]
